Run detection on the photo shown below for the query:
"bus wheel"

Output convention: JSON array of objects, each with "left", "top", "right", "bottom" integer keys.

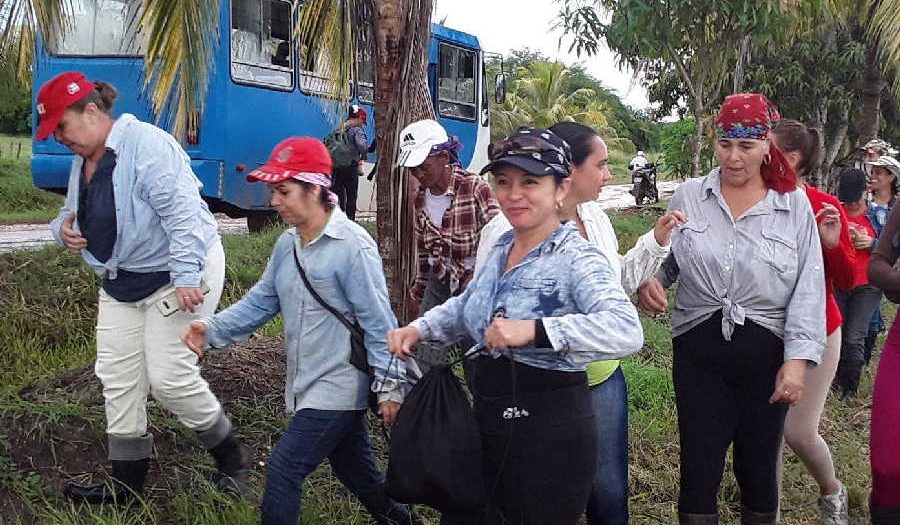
[{"left": 246, "top": 211, "right": 281, "bottom": 233}]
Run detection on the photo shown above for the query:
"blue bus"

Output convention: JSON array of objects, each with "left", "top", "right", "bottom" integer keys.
[{"left": 32, "top": 0, "right": 494, "bottom": 229}]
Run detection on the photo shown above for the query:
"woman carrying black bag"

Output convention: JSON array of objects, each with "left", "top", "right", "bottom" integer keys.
[{"left": 388, "top": 128, "right": 645, "bottom": 525}]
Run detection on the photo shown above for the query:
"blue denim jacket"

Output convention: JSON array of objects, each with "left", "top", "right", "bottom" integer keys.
[
  {"left": 203, "top": 209, "right": 406, "bottom": 413},
  {"left": 411, "top": 222, "right": 644, "bottom": 372},
  {"left": 50, "top": 114, "right": 219, "bottom": 287}
]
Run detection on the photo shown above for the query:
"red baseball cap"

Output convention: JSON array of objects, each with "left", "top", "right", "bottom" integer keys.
[
  {"left": 35, "top": 71, "right": 95, "bottom": 140},
  {"left": 350, "top": 104, "right": 368, "bottom": 124},
  {"left": 247, "top": 137, "right": 334, "bottom": 183}
]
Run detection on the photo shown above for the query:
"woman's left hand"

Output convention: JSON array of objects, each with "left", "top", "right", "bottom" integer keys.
[
  {"left": 483, "top": 318, "right": 536, "bottom": 351},
  {"left": 653, "top": 211, "right": 688, "bottom": 246},
  {"left": 815, "top": 203, "right": 842, "bottom": 250},
  {"left": 378, "top": 401, "right": 401, "bottom": 425},
  {"left": 852, "top": 232, "right": 874, "bottom": 250},
  {"left": 176, "top": 286, "right": 205, "bottom": 313},
  {"left": 769, "top": 359, "right": 808, "bottom": 405}
]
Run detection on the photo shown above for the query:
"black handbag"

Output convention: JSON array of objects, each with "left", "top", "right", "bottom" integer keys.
[{"left": 292, "top": 245, "right": 379, "bottom": 411}]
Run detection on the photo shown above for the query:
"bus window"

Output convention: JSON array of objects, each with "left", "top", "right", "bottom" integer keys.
[
  {"left": 46, "top": 0, "right": 145, "bottom": 56},
  {"left": 357, "top": 24, "right": 375, "bottom": 104},
  {"left": 438, "top": 43, "right": 477, "bottom": 121},
  {"left": 230, "top": 0, "right": 293, "bottom": 90}
]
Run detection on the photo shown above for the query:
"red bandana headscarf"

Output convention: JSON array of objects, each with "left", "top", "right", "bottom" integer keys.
[{"left": 715, "top": 93, "right": 798, "bottom": 194}]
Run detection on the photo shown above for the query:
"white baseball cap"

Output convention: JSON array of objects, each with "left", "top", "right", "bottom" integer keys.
[
  {"left": 397, "top": 119, "right": 449, "bottom": 168},
  {"left": 866, "top": 155, "right": 900, "bottom": 176}
]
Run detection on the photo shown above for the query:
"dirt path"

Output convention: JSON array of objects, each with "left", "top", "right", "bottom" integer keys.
[{"left": 0, "top": 181, "right": 680, "bottom": 253}]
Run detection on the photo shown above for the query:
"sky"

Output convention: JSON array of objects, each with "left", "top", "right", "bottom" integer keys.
[{"left": 434, "top": 0, "right": 652, "bottom": 110}]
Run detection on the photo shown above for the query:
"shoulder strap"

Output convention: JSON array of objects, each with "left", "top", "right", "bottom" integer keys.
[{"left": 292, "top": 244, "right": 363, "bottom": 338}]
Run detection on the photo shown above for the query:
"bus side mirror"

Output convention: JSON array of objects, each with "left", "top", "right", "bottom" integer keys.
[{"left": 494, "top": 73, "right": 507, "bottom": 104}]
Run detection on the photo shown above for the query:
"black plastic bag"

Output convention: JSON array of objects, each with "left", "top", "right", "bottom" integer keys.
[{"left": 386, "top": 363, "right": 485, "bottom": 513}]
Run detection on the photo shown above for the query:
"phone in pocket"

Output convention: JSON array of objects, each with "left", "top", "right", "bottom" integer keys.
[{"left": 156, "top": 281, "right": 212, "bottom": 317}]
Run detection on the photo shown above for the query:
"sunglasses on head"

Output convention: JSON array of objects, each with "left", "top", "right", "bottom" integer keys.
[{"left": 488, "top": 135, "right": 560, "bottom": 162}]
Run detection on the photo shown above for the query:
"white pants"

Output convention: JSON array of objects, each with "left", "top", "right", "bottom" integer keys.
[{"left": 95, "top": 242, "right": 226, "bottom": 452}]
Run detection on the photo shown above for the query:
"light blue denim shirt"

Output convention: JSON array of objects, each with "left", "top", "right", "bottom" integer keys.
[
  {"left": 411, "top": 222, "right": 644, "bottom": 372},
  {"left": 49, "top": 114, "right": 219, "bottom": 287},
  {"left": 656, "top": 169, "right": 826, "bottom": 363},
  {"left": 203, "top": 209, "right": 406, "bottom": 413}
]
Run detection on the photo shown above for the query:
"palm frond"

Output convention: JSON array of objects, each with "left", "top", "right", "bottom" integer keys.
[
  {"left": 869, "top": 0, "right": 900, "bottom": 103},
  {"left": 138, "top": 0, "right": 220, "bottom": 140},
  {"left": 0, "top": 0, "right": 70, "bottom": 89}
]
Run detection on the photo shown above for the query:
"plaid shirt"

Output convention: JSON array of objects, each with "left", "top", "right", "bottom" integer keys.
[{"left": 411, "top": 167, "right": 499, "bottom": 302}]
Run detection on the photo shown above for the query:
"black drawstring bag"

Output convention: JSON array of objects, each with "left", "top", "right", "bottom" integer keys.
[{"left": 386, "top": 362, "right": 485, "bottom": 513}]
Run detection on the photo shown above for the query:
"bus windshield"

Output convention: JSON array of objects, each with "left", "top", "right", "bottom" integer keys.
[{"left": 47, "top": 0, "right": 145, "bottom": 56}]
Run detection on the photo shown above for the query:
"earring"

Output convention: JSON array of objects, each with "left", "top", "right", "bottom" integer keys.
[{"left": 555, "top": 201, "right": 563, "bottom": 213}]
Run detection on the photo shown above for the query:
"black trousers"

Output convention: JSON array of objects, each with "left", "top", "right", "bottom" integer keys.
[
  {"left": 443, "top": 356, "right": 596, "bottom": 525},
  {"left": 332, "top": 165, "right": 360, "bottom": 220},
  {"left": 673, "top": 314, "right": 787, "bottom": 516}
]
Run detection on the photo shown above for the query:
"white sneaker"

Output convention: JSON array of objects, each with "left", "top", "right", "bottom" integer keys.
[{"left": 818, "top": 481, "right": 849, "bottom": 525}]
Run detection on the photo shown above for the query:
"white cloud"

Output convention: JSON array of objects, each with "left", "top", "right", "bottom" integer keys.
[{"left": 434, "top": 0, "right": 651, "bottom": 110}]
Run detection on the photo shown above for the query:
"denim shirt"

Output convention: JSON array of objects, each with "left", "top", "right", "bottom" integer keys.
[
  {"left": 412, "top": 222, "right": 644, "bottom": 372},
  {"left": 656, "top": 169, "right": 826, "bottom": 363},
  {"left": 203, "top": 209, "right": 406, "bottom": 413},
  {"left": 50, "top": 114, "right": 219, "bottom": 287}
]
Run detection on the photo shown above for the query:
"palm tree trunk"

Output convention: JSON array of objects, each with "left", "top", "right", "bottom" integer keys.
[
  {"left": 823, "top": 105, "right": 850, "bottom": 193},
  {"left": 859, "top": 42, "right": 882, "bottom": 145},
  {"left": 373, "top": 0, "right": 434, "bottom": 320}
]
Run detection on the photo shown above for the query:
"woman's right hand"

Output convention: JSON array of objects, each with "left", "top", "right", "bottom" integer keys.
[
  {"left": 60, "top": 212, "right": 88, "bottom": 252},
  {"left": 638, "top": 277, "right": 668, "bottom": 315},
  {"left": 182, "top": 321, "right": 207, "bottom": 358},
  {"left": 387, "top": 326, "right": 421, "bottom": 360}
]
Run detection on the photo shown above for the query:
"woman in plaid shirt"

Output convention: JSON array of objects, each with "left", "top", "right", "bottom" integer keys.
[{"left": 397, "top": 119, "right": 500, "bottom": 369}]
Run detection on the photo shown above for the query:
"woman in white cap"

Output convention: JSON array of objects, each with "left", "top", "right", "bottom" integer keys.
[
  {"left": 397, "top": 119, "right": 500, "bottom": 368},
  {"left": 863, "top": 155, "right": 900, "bottom": 365},
  {"left": 36, "top": 71, "right": 248, "bottom": 504}
]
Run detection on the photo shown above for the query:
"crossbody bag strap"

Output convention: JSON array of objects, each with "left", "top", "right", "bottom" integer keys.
[{"left": 292, "top": 244, "right": 362, "bottom": 339}]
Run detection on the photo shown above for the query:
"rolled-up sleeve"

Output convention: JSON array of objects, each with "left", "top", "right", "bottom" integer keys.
[
  {"left": 543, "top": 245, "right": 644, "bottom": 366},
  {"left": 138, "top": 135, "right": 209, "bottom": 287},
  {"left": 620, "top": 230, "right": 670, "bottom": 295},
  {"left": 783, "top": 201, "right": 826, "bottom": 364}
]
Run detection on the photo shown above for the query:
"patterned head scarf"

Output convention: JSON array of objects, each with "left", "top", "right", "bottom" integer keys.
[{"left": 715, "top": 93, "right": 798, "bottom": 193}]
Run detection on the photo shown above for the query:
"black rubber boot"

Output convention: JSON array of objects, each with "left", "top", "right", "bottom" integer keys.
[
  {"left": 741, "top": 505, "right": 777, "bottom": 525},
  {"left": 679, "top": 512, "right": 719, "bottom": 525},
  {"left": 871, "top": 503, "right": 900, "bottom": 524},
  {"left": 64, "top": 459, "right": 148, "bottom": 504},
  {"left": 207, "top": 432, "right": 250, "bottom": 497},
  {"left": 375, "top": 504, "right": 424, "bottom": 525}
]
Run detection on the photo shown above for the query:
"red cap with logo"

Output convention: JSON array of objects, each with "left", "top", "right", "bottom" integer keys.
[
  {"left": 247, "top": 137, "right": 334, "bottom": 184},
  {"left": 35, "top": 71, "right": 95, "bottom": 140}
]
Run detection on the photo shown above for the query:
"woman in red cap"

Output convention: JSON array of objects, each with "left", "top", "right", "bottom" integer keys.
[
  {"left": 36, "top": 71, "right": 248, "bottom": 504},
  {"left": 638, "top": 93, "right": 826, "bottom": 524},
  {"left": 182, "top": 137, "right": 415, "bottom": 525}
]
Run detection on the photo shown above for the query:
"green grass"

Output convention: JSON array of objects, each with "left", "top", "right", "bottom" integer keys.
[
  {"left": 0, "top": 207, "right": 887, "bottom": 523},
  {"left": 0, "top": 134, "right": 62, "bottom": 223}
]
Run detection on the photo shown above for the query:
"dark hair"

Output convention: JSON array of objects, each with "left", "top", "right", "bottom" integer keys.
[
  {"left": 771, "top": 119, "right": 822, "bottom": 179},
  {"left": 549, "top": 121, "right": 600, "bottom": 166},
  {"left": 291, "top": 179, "right": 335, "bottom": 211},
  {"left": 70, "top": 81, "right": 118, "bottom": 115}
]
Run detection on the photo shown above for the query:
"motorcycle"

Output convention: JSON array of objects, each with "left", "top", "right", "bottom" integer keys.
[{"left": 630, "top": 163, "right": 660, "bottom": 205}]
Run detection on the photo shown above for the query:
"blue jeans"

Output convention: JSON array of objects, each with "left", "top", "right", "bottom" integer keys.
[
  {"left": 261, "top": 409, "right": 411, "bottom": 525},
  {"left": 585, "top": 366, "right": 629, "bottom": 525}
]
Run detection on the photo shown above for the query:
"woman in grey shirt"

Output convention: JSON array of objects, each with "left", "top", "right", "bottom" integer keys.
[{"left": 638, "top": 94, "right": 826, "bottom": 525}]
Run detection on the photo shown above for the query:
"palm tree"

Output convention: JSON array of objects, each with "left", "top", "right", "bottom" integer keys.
[
  {"left": 0, "top": 0, "right": 432, "bottom": 316},
  {"left": 492, "top": 61, "right": 609, "bottom": 139}
]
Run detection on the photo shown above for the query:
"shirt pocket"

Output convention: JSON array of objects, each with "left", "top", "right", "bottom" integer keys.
[
  {"left": 513, "top": 277, "right": 559, "bottom": 295},
  {"left": 674, "top": 220, "right": 710, "bottom": 267},
  {"left": 449, "top": 229, "right": 476, "bottom": 261},
  {"left": 304, "top": 277, "right": 351, "bottom": 316},
  {"left": 759, "top": 227, "right": 798, "bottom": 274}
]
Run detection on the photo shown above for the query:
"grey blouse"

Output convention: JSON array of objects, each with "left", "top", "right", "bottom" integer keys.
[{"left": 656, "top": 169, "right": 826, "bottom": 363}]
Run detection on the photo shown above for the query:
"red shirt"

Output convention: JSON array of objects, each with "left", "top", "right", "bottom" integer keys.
[
  {"left": 845, "top": 211, "right": 876, "bottom": 287},
  {"left": 805, "top": 186, "right": 856, "bottom": 335}
]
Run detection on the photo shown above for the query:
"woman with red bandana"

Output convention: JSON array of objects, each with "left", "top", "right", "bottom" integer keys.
[{"left": 638, "top": 94, "right": 826, "bottom": 524}]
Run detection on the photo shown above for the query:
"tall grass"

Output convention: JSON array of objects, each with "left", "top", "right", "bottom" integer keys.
[{"left": 0, "top": 157, "right": 62, "bottom": 223}]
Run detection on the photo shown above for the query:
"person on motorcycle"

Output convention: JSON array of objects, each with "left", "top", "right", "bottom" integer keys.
[{"left": 628, "top": 151, "right": 648, "bottom": 172}]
